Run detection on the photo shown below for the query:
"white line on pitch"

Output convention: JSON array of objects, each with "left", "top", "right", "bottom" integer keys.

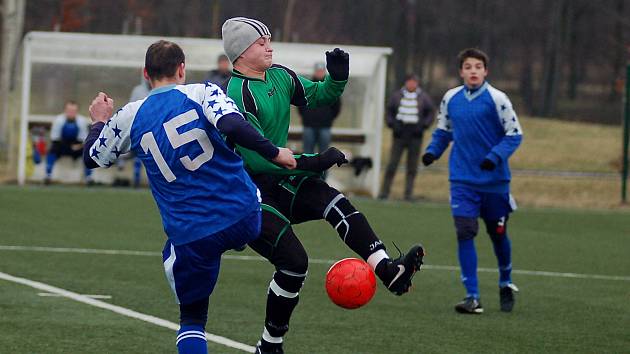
[
  {"left": 1, "top": 244, "right": 629, "bottom": 282},
  {"left": 0, "top": 271, "right": 254, "bottom": 353},
  {"left": 38, "top": 292, "right": 112, "bottom": 299}
]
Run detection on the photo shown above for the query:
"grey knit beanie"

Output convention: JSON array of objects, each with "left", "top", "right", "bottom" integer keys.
[{"left": 222, "top": 17, "right": 271, "bottom": 63}]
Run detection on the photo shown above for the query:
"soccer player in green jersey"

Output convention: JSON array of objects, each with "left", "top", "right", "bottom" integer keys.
[{"left": 221, "top": 17, "right": 425, "bottom": 354}]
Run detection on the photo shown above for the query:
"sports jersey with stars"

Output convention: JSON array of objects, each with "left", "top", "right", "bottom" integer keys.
[{"left": 86, "top": 83, "right": 260, "bottom": 245}]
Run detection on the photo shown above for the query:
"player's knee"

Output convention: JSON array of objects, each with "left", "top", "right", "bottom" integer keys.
[
  {"left": 454, "top": 216, "right": 479, "bottom": 241},
  {"left": 485, "top": 217, "right": 508, "bottom": 242},
  {"left": 179, "top": 297, "right": 209, "bottom": 327},
  {"left": 282, "top": 246, "right": 309, "bottom": 275},
  {"left": 272, "top": 267, "right": 307, "bottom": 295},
  {"left": 272, "top": 248, "right": 308, "bottom": 296}
]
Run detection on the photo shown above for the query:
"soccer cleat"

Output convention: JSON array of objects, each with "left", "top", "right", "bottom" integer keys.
[
  {"left": 500, "top": 283, "right": 519, "bottom": 312},
  {"left": 455, "top": 297, "right": 483, "bottom": 314},
  {"left": 385, "top": 244, "right": 425, "bottom": 296},
  {"left": 254, "top": 341, "right": 284, "bottom": 354}
]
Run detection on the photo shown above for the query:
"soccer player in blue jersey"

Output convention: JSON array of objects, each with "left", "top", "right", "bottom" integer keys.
[
  {"left": 83, "top": 40, "right": 296, "bottom": 354},
  {"left": 422, "top": 48, "right": 522, "bottom": 314}
]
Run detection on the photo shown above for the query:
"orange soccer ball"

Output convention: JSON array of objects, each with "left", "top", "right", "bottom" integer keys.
[{"left": 325, "top": 258, "right": 377, "bottom": 309}]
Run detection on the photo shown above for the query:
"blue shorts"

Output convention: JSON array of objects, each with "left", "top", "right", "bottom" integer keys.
[
  {"left": 162, "top": 209, "right": 261, "bottom": 305},
  {"left": 450, "top": 184, "right": 517, "bottom": 220}
]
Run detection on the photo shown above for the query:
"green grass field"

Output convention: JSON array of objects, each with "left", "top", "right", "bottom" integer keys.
[{"left": 1, "top": 186, "right": 629, "bottom": 353}]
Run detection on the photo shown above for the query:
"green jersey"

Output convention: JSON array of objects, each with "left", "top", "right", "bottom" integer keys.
[{"left": 226, "top": 64, "right": 347, "bottom": 175}]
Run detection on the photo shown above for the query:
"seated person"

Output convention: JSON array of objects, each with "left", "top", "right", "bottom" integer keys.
[{"left": 45, "top": 100, "right": 92, "bottom": 184}]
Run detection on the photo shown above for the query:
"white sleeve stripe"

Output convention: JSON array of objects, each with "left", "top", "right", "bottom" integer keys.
[
  {"left": 436, "top": 86, "right": 462, "bottom": 132},
  {"left": 488, "top": 85, "right": 522, "bottom": 136}
]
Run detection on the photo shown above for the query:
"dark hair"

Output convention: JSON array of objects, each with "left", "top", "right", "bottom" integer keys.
[
  {"left": 457, "top": 48, "right": 489, "bottom": 69},
  {"left": 217, "top": 54, "right": 229, "bottom": 63},
  {"left": 145, "top": 40, "right": 185, "bottom": 81},
  {"left": 405, "top": 73, "right": 419, "bottom": 82},
  {"left": 64, "top": 100, "right": 78, "bottom": 108}
]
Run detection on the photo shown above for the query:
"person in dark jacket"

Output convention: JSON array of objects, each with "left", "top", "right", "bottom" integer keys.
[
  {"left": 297, "top": 62, "right": 342, "bottom": 154},
  {"left": 206, "top": 54, "right": 231, "bottom": 92},
  {"left": 379, "top": 73, "right": 435, "bottom": 201}
]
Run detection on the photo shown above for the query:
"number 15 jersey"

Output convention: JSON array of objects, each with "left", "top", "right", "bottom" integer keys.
[{"left": 87, "top": 83, "right": 260, "bottom": 245}]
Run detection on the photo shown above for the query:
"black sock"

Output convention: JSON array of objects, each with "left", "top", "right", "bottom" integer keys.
[
  {"left": 324, "top": 196, "right": 386, "bottom": 260},
  {"left": 263, "top": 270, "right": 306, "bottom": 342}
]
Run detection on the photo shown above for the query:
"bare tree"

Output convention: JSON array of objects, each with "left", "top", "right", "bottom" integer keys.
[
  {"left": 0, "top": 0, "right": 26, "bottom": 151},
  {"left": 282, "top": 0, "right": 296, "bottom": 42},
  {"left": 539, "top": 0, "right": 568, "bottom": 116}
]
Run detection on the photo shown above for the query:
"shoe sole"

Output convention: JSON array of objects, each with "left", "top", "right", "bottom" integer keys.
[{"left": 410, "top": 245, "right": 425, "bottom": 271}]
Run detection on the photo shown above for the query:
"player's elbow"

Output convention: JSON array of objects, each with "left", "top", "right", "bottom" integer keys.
[{"left": 82, "top": 148, "right": 99, "bottom": 169}]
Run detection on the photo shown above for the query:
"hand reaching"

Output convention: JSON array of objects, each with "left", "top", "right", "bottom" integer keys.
[
  {"left": 273, "top": 147, "right": 297, "bottom": 169},
  {"left": 422, "top": 153, "right": 436, "bottom": 166},
  {"left": 295, "top": 147, "right": 348, "bottom": 172},
  {"left": 325, "top": 48, "right": 350, "bottom": 81}
]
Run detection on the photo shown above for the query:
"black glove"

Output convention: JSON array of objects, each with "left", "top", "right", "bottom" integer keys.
[
  {"left": 421, "top": 153, "right": 436, "bottom": 166},
  {"left": 480, "top": 158, "right": 496, "bottom": 171},
  {"left": 296, "top": 147, "right": 348, "bottom": 172},
  {"left": 325, "top": 48, "right": 349, "bottom": 81}
]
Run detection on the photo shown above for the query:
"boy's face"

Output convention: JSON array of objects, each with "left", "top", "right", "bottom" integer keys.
[
  {"left": 64, "top": 103, "right": 78, "bottom": 119},
  {"left": 459, "top": 57, "right": 487, "bottom": 88},
  {"left": 239, "top": 36, "right": 273, "bottom": 71}
]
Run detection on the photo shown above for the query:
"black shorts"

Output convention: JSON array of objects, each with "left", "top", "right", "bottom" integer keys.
[
  {"left": 252, "top": 174, "right": 339, "bottom": 224},
  {"left": 49, "top": 141, "right": 83, "bottom": 160},
  {"left": 246, "top": 174, "right": 341, "bottom": 271}
]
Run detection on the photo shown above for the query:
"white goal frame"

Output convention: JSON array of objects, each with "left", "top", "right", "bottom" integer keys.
[{"left": 18, "top": 31, "right": 391, "bottom": 196}]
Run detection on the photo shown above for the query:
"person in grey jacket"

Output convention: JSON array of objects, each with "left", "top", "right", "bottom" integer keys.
[{"left": 379, "top": 73, "right": 435, "bottom": 201}]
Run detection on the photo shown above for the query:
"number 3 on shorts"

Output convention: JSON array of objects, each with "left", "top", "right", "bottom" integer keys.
[{"left": 140, "top": 109, "right": 214, "bottom": 182}]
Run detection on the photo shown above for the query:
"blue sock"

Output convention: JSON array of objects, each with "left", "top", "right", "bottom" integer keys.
[
  {"left": 133, "top": 158, "right": 142, "bottom": 186},
  {"left": 176, "top": 324, "right": 207, "bottom": 354},
  {"left": 45, "top": 153, "right": 57, "bottom": 177},
  {"left": 457, "top": 238, "right": 479, "bottom": 299},
  {"left": 491, "top": 233, "right": 512, "bottom": 287},
  {"left": 85, "top": 167, "right": 93, "bottom": 180}
]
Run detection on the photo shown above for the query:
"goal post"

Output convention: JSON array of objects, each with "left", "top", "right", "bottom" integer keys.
[{"left": 17, "top": 31, "right": 391, "bottom": 196}]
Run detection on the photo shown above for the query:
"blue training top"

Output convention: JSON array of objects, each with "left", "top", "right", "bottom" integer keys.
[{"left": 425, "top": 82, "right": 523, "bottom": 194}]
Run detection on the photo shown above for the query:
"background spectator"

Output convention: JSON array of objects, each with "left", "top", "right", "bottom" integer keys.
[
  {"left": 129, "top": 76, "right": 151, "bottom": 102},
  {"left": 379, "top": 74, "right": 435, "bottom": 201},
  {"left": 298, "top": 62, "right": 342, "bottom": 154},
  {"left": 113, "top": 76, "right": 150, "bottom": 187},
  {"left": 206, "top": 54, "right": 231, "bottom": 92},
  {"left": 45, "top": 100, "right": 92, "bottom": 185}
]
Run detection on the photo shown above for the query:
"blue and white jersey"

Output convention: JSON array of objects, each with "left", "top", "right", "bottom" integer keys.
[
  {"left": 87, "top": 83, "right": 260, "bottom": 245},
  {"left": 426, "top": 82, "right": 523, "bottom": 193},
  {"left": 50, "top": 114, "right": 89, "bottom": 142}
]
